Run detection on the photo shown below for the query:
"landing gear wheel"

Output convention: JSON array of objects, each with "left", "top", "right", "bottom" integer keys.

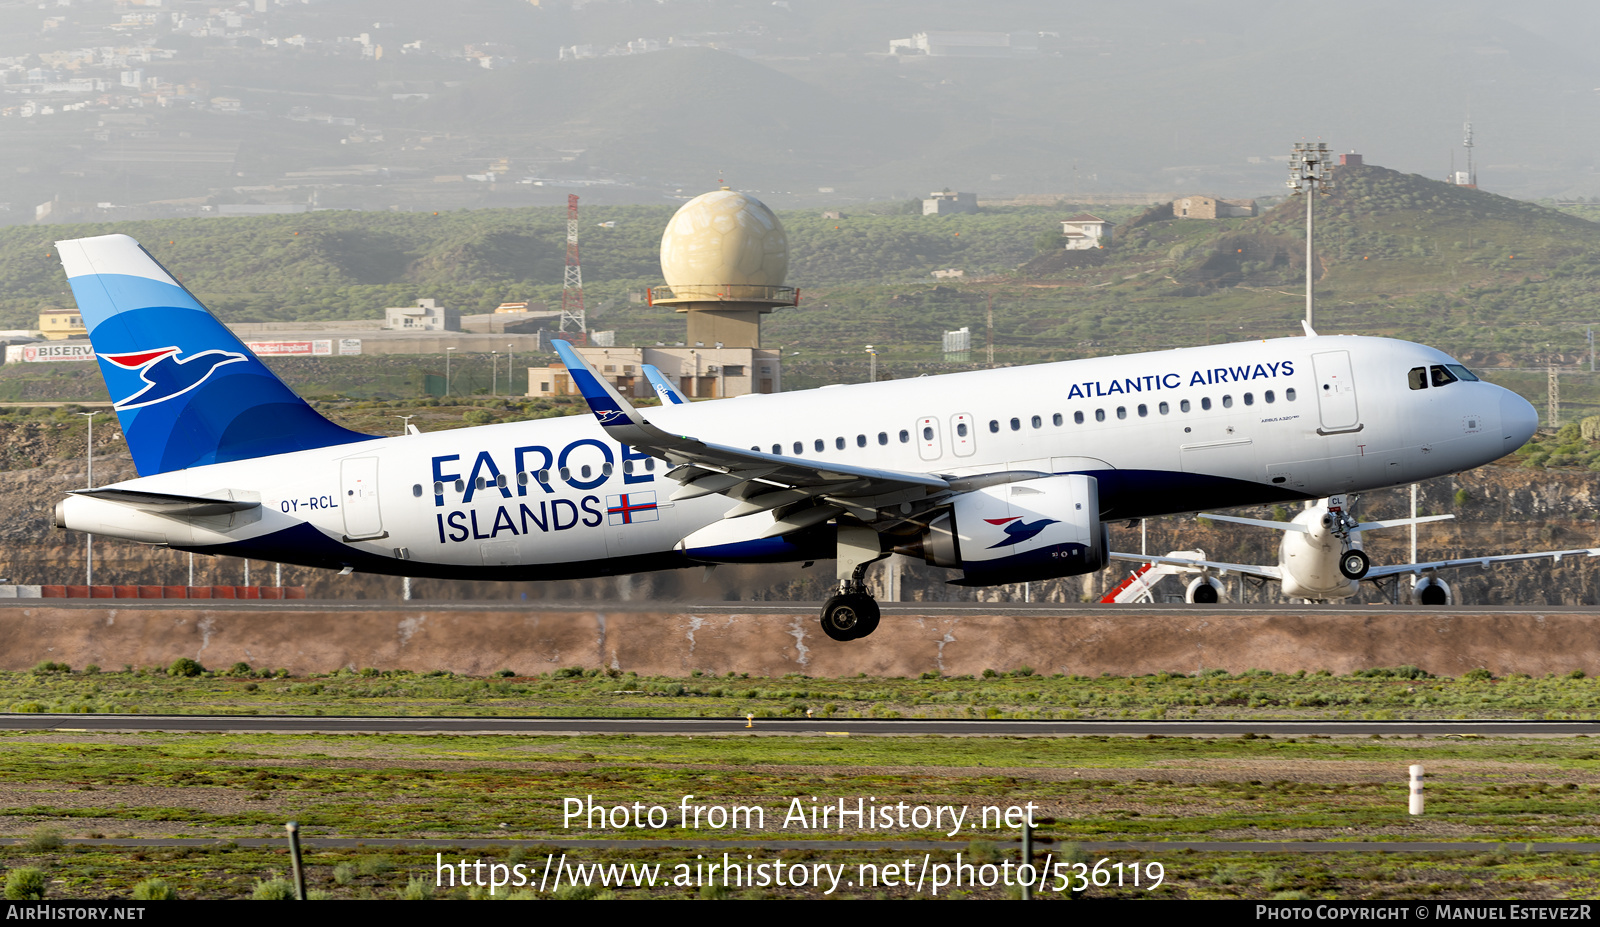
[
  {"left": 820, "top": 592, "right": 880, "bottom": 641},
  {"left": 1339, "top": 549, "right": 1370, "bottom": 580}
]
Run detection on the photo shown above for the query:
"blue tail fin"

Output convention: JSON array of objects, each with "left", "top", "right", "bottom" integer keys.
[{"left": 56, "top": 234, "right": 374, "bottom": 475}]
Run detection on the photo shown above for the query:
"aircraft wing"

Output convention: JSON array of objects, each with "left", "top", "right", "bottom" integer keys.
[
  {"left": 1108, "top": 550, "right": 1282, "bottom": 582},
  {"left": 553, "top": 341, "right": 950, "bottom": 520},
  {"left": 1364, "top": 547, "right": 1600, "bottom": 580},
  {"left": 641, "top": 365, "right": 688, "bottom": 405}
]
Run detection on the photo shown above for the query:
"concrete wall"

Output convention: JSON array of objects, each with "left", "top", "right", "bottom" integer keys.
[{"left": 2, "top": 603, "right": 1594, "bottom": 678}]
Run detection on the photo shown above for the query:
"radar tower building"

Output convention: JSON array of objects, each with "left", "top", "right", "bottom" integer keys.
[{"left": 650, "top": 188, "right": 798, "bottom": 349}]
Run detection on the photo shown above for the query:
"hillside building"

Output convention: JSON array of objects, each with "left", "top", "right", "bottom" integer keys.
[
  {"left": 923, "top": 190, "right": 977, "bottom": 216},
  {"left": 37, "top": 308, "right": 85, "bottom": 340},
  {"left": 889, "top": 31, "right": 1039, "bottom": 58},
  {"left": 383, "top": 298, "right": 459, "bottom": 332},
  {"left": 1060, "top": 214, "right": 1113, "bottom": 250},
  {"left": 1172, "top": 196, "right": 1257, "bottom": 219}
]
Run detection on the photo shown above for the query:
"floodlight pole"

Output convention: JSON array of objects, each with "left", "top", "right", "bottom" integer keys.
[
  {"left": 1288, "top": 142, "right": 1334, "bottom": 333},
  {"left": 77, "top": 411, "right": 99, "bottom": 585}
]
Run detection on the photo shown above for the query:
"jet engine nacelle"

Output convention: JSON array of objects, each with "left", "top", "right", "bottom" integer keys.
[
  {"left": 919, "top": 474, "right": 1106, "bottom": 585},
  {"left": 1413, "top": 576, "right": 1453, "bottom": 606},
  {"left": 1186, "top": 576, "right": 1225, "bottom": 604}
]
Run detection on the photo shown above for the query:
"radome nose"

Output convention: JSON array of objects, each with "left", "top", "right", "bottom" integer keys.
[{"left": 1500, "top": 389, "right": 1538, "bottom": 453}]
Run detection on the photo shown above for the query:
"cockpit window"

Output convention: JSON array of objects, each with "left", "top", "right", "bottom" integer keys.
[
  {"left": 1408, "top": 367, "right": 1428, "bottom": 390},
  {"left": 1430, "top": 365, "right": 1458, "bottom": 387},
  {"left": 1446, "top": 364, "right": 1479, "bottom": 382}
]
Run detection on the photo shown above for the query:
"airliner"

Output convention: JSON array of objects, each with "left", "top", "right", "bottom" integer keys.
[
  {"left": 50, "top": 234, "right": 1540, "bottom": 641},
  {"left": 1104, "top": 495, "right": 1597, "bottom": 605}
]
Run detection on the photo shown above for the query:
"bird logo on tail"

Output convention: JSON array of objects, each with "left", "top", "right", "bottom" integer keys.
[{"left": 99, "top": 346, "right": 248, "bottom": 411}]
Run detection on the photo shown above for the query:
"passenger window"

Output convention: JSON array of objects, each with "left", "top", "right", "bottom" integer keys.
[
  {"left": 1409, "top": 367, "right": 1428, "bottom": 390},
  {"left": 412, "top": 484, "right": 423, "bottom": 498},
  {"left": 772, "top": 444, "right": 781, "bottom": 454},
  {"left": 878, "top": 432, "right": 888, "bottom": 445},
  {"left": 814, "top": 439, "right": 824, "bottom": 452},
  {"left": 645, "top": 459, "right": 655, "bottom": 471},
  {"left": 988, "top": 420, "right": 999, "bottom": 433},
  {"left": 1137, "top": 404, "right": 1148, "bottom": 417},
  {"left": 856, "top": 434, "right": 866, "bottom": 447},
  {"left": 475, "top": 477, "right": 486, "bottom": 490},
  {"left": 1222, "top": 395, "right": 1233, "bottom": 408},
  {"left": 1074, "top": 411, "right": 1084, "bottom": 424},
  {"left": 1095, "top": 409, "right": 1106, "bottom": 422},
  {"left": 1159, "top": 402, "right": 1169, "bottom": 415},
  {"left": 835, "top": 437, "right": 845, "bottom": 450},
  {"left": 1430, "top": 365, "right": 1458, "bottom": 387},
  {"left": 535, "top": 471, "right": 549, "bottom": 485},
  {"left": 1052, "top": 413, "right": 1063, "bottom": 426},
  {"left": 899, "top": 430, "right": 910, "bottom": 443},
  {"left": 497, "top": 473, "right": 509, "bottom": 487},
  {"left": 1031, "top": 415, "right": 1041, "bottom": 429},
  {"left": 793, "top": 442, "right": 803, "bottom": 454},
  {"left": 559, "top": 467, "right": 570, "bottom": 481},
  {"left": 922, "top": 426, "right": 933, "bottom": 440},
  {"left": 433, "top": 481, "right": 444, "bottom": 495},
  {"left": 620, "top": 462, "right": 632, "bottom": 476},
  {"left": 1201, "top": 397, "right": 1212, "bottom": 411},
  {"left": 1180, "top": 399, "right": 1191, "bottom": 413},
  {"left": 1010, "top": 418, "right": 1021, "bottom": 431},
  {"left": 1116, "top": 406, "right": 1127, "bottom": 420},
  {"left": 956, "top": 423, "right": 968, "bottom": 437},
  {"left": 580, "top": 465, "right": 592, "bottom": 479},
  {"left": 1286, "top": 388, "right": 1297, "bottom": 401},
  {"left": 1243, "top": 393, "right": 1254, "bottom": 406},
  {"left": 1265, "top": 390, "right": 1275, "bottom": 404}
]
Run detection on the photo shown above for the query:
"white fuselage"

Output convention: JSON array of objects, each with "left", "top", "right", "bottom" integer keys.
[{"left": 58, "top": 335, "right": 1535, "bottom": 581}]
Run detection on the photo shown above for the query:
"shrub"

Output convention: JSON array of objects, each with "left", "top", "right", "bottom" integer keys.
[
  {"left": 83, "top": 664, "right": 100, "bottom": 675},
  {"left": 1464, "top": 668, "right": 1493, "bottom": 681},
  {"left": 31, "top": 661, "right": 69, "bottom": 674},
  {"left": 228, "top": 662, "right": 253, "bottom": 677},
  {"left": 252, "top": 877, "right": 295, "bottom": 900},
  {"left": 4, "top": 868, "right": 46, "bottom": 900},
  {"left": 399, "top": 875, "right": 434, "bottom": 900},
  {"left": 25, "top": 827, "right": 63, "bottom": 851},
  {"left": 167, "top": 658, "right": 205, "bottom": 678},
  {"left": 132, "top": 878, "right": 176, "bottom": 901},
  {"left": 332, "top": 863, "right": 356, "bottom": 885}
]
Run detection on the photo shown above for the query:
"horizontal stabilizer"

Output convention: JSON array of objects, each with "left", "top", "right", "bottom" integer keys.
[{"left": 69, "top": 488, "right": 260, "bottom": 517}]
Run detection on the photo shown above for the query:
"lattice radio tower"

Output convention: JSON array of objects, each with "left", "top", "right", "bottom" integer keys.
[{"left": 560, "top": 194, "right": 586, "bottom": 336}]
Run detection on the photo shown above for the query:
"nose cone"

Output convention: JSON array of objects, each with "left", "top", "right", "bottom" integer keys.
[{"left": 1500, "top": 389, "right": 1538, "bottom": 454}]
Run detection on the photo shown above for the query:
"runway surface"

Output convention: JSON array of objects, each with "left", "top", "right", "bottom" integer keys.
[{"left": 4, "top": 714, "right": 1595, "bottom": 736}]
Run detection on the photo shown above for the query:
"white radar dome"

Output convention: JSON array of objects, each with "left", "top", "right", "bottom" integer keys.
[{"left": 660, "top": 189, "right": 788, "bottom": 289}]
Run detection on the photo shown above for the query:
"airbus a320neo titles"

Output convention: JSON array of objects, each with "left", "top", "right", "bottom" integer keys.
[{"left": 51, "top": 234, "right": 1540, "bottom": 641}]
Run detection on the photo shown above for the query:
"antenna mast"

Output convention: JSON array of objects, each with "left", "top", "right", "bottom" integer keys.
[
  {"left": 1463, "top": 122, "right": 1475, "bottom": 187},
  {"left": 561, "top": 194, "right": 586, "bottom": 337}
]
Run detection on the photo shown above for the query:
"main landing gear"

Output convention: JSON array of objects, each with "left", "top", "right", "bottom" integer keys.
[
  {"left": 820, "top": 525, "right": 888, "bottom": 641},
  {"left": 820, "top": 591, "right": 880, "bottom": 641}
]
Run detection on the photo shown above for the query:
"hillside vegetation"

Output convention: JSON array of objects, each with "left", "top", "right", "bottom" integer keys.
[{"left": 7, "top": 164, "right": 1600, "bottom": 420}]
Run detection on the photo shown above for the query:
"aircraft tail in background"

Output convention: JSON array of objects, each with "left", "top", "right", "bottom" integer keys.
[{"left": 55, "top": 234, "right": 373, "bottom": 476}]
